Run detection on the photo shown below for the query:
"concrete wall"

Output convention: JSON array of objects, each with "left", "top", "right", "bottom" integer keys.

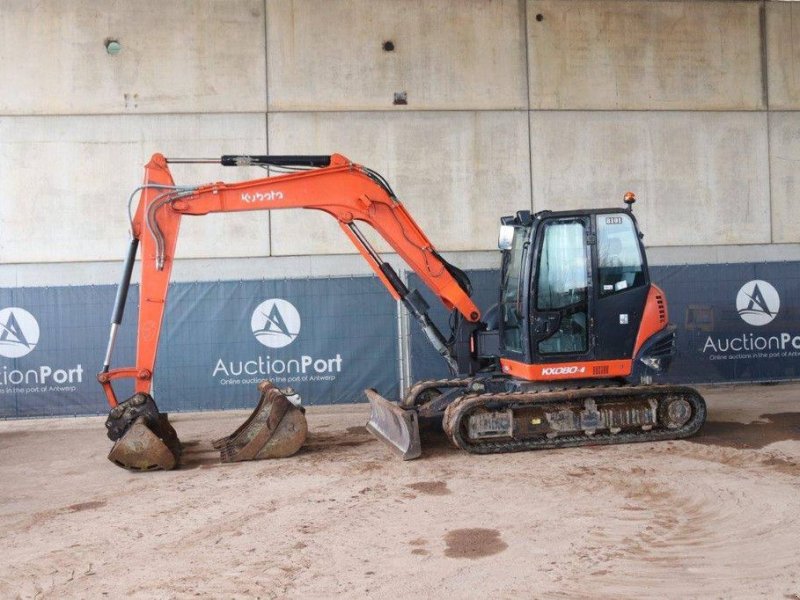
[
  {"left": 0, "top": 115, "right": 269, "bottom": 263},
  {"left": 0, "top": 0, "right": 267, "bottom": 115},
  {"left": 528, "top": 0, "right": 764, "bottom": 111},
  {"left": 267, "top": 0, "right": 528, "bottom": 110},
  {"left": 268, "top": 111, "right": 530, "bottom": 254},
  {"left": 1, "top": 0, "right": 799, "bottom": 285},
  {"left": 529, "top": 111, "right": 771, "bottom": 246}
]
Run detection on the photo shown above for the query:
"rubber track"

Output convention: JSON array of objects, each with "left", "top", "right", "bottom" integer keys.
[
  {"left": 402, "top": 377, "right": 473, "bottom": 408},
  {"left": 442, "top": 384, "right": 706, "bottom": 454}
]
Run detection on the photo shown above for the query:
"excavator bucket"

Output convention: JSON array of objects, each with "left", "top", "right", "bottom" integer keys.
[
  {"left": 365, "top": 388, "right": 421, "bottom": 460},
  {"left": 105, "top": 394, "right": 181, "bottom": 471},
  {"left": 215, "top": 380, "right": 307, "bottom": 462}
]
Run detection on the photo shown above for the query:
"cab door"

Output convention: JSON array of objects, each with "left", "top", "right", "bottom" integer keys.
[
  {"left": 592, "top": 212, "right": 650, "bottom": 360},
  {"left": 530, "top": 217, "right": 594, "bottom": 362}
]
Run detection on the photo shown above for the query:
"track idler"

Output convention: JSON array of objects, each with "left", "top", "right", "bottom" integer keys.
[
  {"left": 212, "top": 380, "right": 307, "bottom": 462},
  {"left": 106, "top": 393, "right": 181, "bottom": 471}
]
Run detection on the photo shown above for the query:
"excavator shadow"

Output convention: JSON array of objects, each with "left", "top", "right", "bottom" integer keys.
[
  {"left": 296, "top": 427, "right": 377, "bottom": 456},
  {"left": 416, "top": 424, "right": 459, "bottom": 459},
  {"left": 173, "top": 435, "right": 313, "bottom": 470},
  {"left": 176, "top": 440, "right": 224, "bottom": 469},
  {"left": 120, "top": 420, "right": 460, "bottom": 469},
  {"left": 172, "top": 426, "right": 382, "bottom": 469}
]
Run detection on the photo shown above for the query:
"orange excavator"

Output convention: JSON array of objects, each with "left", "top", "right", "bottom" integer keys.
[{"left": 99, "top": 153, "right": 705, "bottom": 470}]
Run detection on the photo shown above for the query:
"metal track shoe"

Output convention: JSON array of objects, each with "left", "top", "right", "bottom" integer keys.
[
  {"left": 217, "top": 380, "right": 307, "bottom": 462},
  {"left": 106, "top": 393, "right": 181, "bottom": 471},
  {"left": 365, "top": 388, "right": 421, "bottom": 460}
]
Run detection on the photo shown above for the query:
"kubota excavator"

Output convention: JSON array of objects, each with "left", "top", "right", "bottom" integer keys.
[{"left": 98, "top": 153, "right": 705, "bottom": 470}]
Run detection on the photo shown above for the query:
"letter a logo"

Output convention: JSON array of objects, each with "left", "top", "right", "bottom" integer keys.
[
  {"left": 250, "top": 299, "right": 301, "bottom": 348},
  {"left": 0, "top": 307, "right": 40, "bottom": 358},
  {"left": 736, "top": 280, "right": 779, "bottom": 326}
]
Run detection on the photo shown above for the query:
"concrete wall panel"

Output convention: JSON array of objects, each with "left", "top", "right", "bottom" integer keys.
[
  {"left": 0, "top": 0, "right": 266, "bottom": 115},
  {"left": 267, "top": 0, "right": 527, "bottom": 111},
  {"left": 767, "top": 2, "right": 800, "bottom": 110},
  {"left": 530, "top": 111, "right": 770, "bottom": 246},
  {"left": 528, "top": 0, "right": 763, "bottom": 110},
  {"left": 0, "top": 114, "right": 268, "bottom": 263},
  {"left": 770, "top": 112, "right": 800, "bottom": 244},
  {"left": 267, "top": 111, "right": 531, "bottom": 255}
]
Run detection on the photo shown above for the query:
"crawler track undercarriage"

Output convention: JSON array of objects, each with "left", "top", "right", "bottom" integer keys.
[{"left": 367, "top": 378, "right": 706, "bottom": 459}]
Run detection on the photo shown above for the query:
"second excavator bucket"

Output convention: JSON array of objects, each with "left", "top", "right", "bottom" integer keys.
[
  {"left": 214, "top": 380, "right": 308, "bottom": 462},
  {"left": 106, "top": 394, "right": 181, "bottom": 471},
  {"left": 365, "top": 388, "right": 422, "bottom": 460}
]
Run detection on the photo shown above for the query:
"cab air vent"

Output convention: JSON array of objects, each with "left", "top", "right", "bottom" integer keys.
[{"left": 655, "top": 294, "right": 667, "bottom": 324}]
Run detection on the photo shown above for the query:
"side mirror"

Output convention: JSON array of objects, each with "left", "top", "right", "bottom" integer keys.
[{"left": 498, "top": 225, "right": 515, "bottom": 250}]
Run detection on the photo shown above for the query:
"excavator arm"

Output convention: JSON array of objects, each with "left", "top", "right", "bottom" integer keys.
[
  {"left": 99, "top": 152, "right": 480, "bottom": 407},
  {"left": 97, "top": 153, "right": 482, "bottom": 469}
]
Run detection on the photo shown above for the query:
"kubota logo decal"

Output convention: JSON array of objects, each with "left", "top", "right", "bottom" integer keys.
[
  {"left": 241, "top": 190, "right": 284, "bottom": 203},
  {"left": 736, "top": 280, "right": 779, "bottom": 326},
  {"left": 251, "top": 299, "right": 300, "bottom": 348},
  {"left": 0, "top": 307, "right": 39, "bottom": 358}
]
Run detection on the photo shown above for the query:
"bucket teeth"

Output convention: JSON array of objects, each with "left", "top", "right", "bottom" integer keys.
[
  {"left": 365, "top": 388, "right": 422, "bottom": 460},
  {"left": 211, "top": 390, "right": 268, "bottom": 450},
  {"left": 217, "top": 380, "right": 308, "bottom": 462}
]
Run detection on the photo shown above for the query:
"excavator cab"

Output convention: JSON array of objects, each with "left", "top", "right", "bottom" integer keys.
[
  {"left": 368, "top": 196, "right": 704, "bottom": 459},
  {"left": 495, "top": 205, "right": 677, "bottom": 385},
  {"left": 498, "top": 208, "right": 660, "bottom": 375}
]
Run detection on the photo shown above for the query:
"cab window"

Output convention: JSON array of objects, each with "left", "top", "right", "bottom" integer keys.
[
  {"left": 500, "top": 226, "right": 529, "bottom": 354},
  {"left": 596, "top": 214, "right": 645, "bottom": 296},
  {"left": 535, "top": 220, "right": 588, "bottom": 355}
]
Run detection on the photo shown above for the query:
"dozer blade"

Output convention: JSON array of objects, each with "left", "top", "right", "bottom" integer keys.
[
  {"left": 365, "top": 388, "right": 421, "bottom": 460},
  {"left": 218, "top": 380, "right": 307, "bottom": 462}
]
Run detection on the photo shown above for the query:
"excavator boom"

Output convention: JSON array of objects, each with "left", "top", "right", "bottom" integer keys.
[{"left": 98, "top": 153, "right": 480, "bottom": 469}]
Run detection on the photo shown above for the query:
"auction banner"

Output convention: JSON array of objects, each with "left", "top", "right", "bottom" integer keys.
[
  {"left": 0, "top": 277, "right": 398, "bottom": 418},
  {"left": 656, "top": 262, "right": 800, "bottom": 383},
  {"left": 2, "top": 263, "right": 798, "bottom": 418},
  {"left": 408, "top": 263, "right": 800, "bottom": 385},
  {"left": 0, "top": 285, "right": 124, "bottom": 418}
]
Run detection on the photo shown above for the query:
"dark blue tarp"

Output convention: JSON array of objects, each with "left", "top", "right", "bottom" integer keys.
[
  {"left": 0, "top": 276, "right": 397, "bottom": 418},
  {"left": 408, "top": 262, "right": 800, "bottom": 385},
  {"left": 0, "top": 285, "right": 136, "bottom": 418},
  {"left": 654, "top": 263, "right": 800, "bottom": 383},
  {"left": 2, "top": 262, "right": 798, "bottom": 418},
  {"left": 407, "top": 269, "right": 499, "bottom": 382}
]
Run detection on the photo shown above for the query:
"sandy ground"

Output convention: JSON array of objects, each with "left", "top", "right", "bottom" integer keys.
[{"left": 1, "top": 383, "right": 799, "bottom": 600}]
